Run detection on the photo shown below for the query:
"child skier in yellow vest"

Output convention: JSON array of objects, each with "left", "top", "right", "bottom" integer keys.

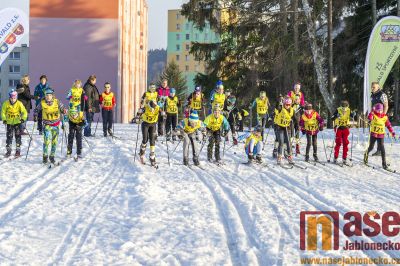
[
  {"left": 138, "top": 100, "right": 160, "bottom": 167},
  {"left": 34, "top": 88, "right": 67, "bottom": 164},
  {"left": 165, "top": 88, "right": 180, "bottom": 141},
  {"left": 67, "top": 79, "right": 86, "bottom": 112},
  {"left": 364, "top": 103, "right": 395, "bottom": 170},
  {"left": 99, "top": 82, "right": 116, "bottom": 137},
  {"left": 204, "top": 104, "right": 230, "bottom": 163},
  {"left": 299, "top": 103, "right": 324, "bottom": 162},
  {"left": 244, "top": 126, "right": 263, "bottom": 164},
  {"left": 67, "top": 107, "right": 86, "bottom": 159},
  {"left": 176, "top": 110, "right": 206, "bottom": 166},
  {"left": 1, "top": 89, "right": 28, "bottom": 158},
  {"left": 273, "top": 97, "right": 295, "bottom": 165},
  {"left": 250, "top": 91, "right": 270, "bottom": 141}
]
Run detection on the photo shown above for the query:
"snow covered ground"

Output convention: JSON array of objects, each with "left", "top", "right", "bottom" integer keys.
[{"left": 0, "top": 122, "right": 399, "bottom": 265}]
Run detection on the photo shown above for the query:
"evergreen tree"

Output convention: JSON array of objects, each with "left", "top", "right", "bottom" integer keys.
[{"left": 158, "top": 61, "right": 188, "bottom": 99}]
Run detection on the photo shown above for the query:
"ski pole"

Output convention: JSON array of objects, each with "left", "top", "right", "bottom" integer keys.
[
  {"left": 199, "top": 136, "right": 207, "bottom": 154},
  {"left": 93, "top": 114, "right": 100, "bottom": 137},
  {"left": 350, "top": 132, "right": 353, "bottom": 162},
  {"left": 327, "top": 127, "right": 337, "bottom": 162},
  {"left": 164, "top": 120, "right": 171, "bottom": 166},
  {"left": 321, "top": 131, "right": 329, "bottom": 162},
  {"left": 172, "top": 138, "right": 182, "bottom": 154},
  {"left": 25, "top": 121, "right": 36, "bottom": 161},
  {"left": 133, "top": 119, "right": 141, "bottom": 162},
  {"left": 83, "top": 135, "right": 93, "bottom": 154}
]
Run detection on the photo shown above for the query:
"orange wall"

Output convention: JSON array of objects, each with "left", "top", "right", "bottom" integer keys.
[{"left": 30, "top": 0, "right": 118, "bottom": 19}]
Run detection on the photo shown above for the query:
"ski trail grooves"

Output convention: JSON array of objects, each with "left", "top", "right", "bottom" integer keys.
[
  {"left": 189, "top": 164, "right": 259, "bottom": 266},
  {"left": 49, "top": 148, "right": 125, "bottom": 264},
  {"left": 0, "top": 162, "right": 71, "bottom": 226}
]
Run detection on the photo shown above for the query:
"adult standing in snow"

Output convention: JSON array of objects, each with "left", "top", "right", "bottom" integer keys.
[
  {"left": 288, "top": 82, "right": 305, "bottom": 155},
  {"left": 370, "top": 81, "right": 389, "bottom": 157},
  {"left": 16, "top": 75, "right": 34, "bottom": 135},
  {"left": 157, "top": 79, "right": 170, "bottom": 137},
  {"left": 34, "top": 75, "right": 50, "bottom": 135},
  {"left": 83, "top": 75, "right": 100, "bottom": 137}
]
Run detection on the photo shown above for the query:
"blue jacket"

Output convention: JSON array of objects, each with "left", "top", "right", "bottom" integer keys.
[{"left": 34, "top": 83, "right": 49, "bottom": 106}]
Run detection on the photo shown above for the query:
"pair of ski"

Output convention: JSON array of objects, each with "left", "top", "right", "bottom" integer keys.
[
  {"left": 46, "top": 155, "right": 82, "bottom": 169},
  {"left": 139, "top": 156, "right": 159, "bottom": 169},
  {"left": 364, "top": 162, "right": 397, "bottom": 173},
  {"left": 279, "top": 161, "right": 307, "bottom": 170},
  {"left": 306, "top": 160, "right": 326, "bottom": 167}
]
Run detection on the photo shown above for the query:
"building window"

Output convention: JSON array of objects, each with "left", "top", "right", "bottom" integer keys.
[
  {"left": 176, "top": 34, "right": 180, "bottom": 40},
  {"left": 176, "top": 44, "right": 180, "bottom": 51},
  {"left": 176, "top": 55, "right": 180, "bottom": 61},
  {"left": 176, "top": 24, "right": 181, "bottom": 30},
  {"left": 9, "top": 65, "right": 20, "bottom": 73},
  {"left": 195, "top": 33, "right": 199, "bottom": 40},
  {"left": 9, "top": 79, "right": 19, "bottom": 87},
  {"left": 176, "top": 13, "right": 180, "bottom": 20},
  {"left": 185, "top": 65, "right": 189, "bottom": 71},
  {"left": 9, "top": 52, "right": 20, "bottom": 59},
  {"left": 186, "top": 34, "right": 190, "bottom": 40},
  {"left": 186, "top": 44, "right": 190, "bottom": 51},
  {"left": 185, "top": 23, "right": 189, "bottom": 30},
  {"left": 185, "top": 55, "right": 189, "bottom": 61}
]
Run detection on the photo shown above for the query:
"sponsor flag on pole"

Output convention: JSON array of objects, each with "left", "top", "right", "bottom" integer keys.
[
  {"left": 0, "top": 8, "right": 29, "bottom": 66},
  {"left": 364, "top": 16, "right": 400, "bottom": 114}
]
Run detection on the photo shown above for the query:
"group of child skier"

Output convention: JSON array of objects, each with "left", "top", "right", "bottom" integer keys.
[{"left": 1, "top": 76, "right": 396, "bottom": 172}]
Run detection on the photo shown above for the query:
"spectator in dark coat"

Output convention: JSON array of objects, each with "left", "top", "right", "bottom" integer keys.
[
  {"left": 34, "top": 75, "right": 50, "bottom": 135},
  {"left": 83, "top": 75, "right": 100, "bottom": 137},
  {"left": 157, "top": 79, "right": 170, "bottom": 136},
  {"left": 16, "top": 74, "right": 34, "bottom": 134}
]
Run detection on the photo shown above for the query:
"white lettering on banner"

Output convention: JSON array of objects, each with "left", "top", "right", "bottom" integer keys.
[{"left": 0, "top": 8, "right": 29, "bottom": 66}]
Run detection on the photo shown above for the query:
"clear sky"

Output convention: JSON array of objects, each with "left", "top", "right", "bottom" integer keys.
[{"left": 147, "top": 0, "right": 186, "bottom": 50}]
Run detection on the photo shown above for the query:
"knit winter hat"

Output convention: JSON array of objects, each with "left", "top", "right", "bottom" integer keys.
[{"left": 189, "top": 111, "right": 199, "bottom": 121}]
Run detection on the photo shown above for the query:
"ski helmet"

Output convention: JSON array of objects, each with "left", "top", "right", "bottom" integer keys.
[
  {"left": 148, "top": 84, "right": 156, "bottom": 92},
  {"left": 341, "top": 100, "right": 349, "bottom": 108},
  {"left": 227, "top": 95, "right": 236, "bottom": 105},
  {"left": 8, "top": 89, "right": 17, "bottom": 99},
  {"left": 216, "top": 80, "right": 223, "bottom": 86},
  {"left": 254, "top": 125, "right": 263, "bottom": 133},
  {"left": 45, "top": 88, "right": 54, "bottom": 95},
  {"left": 189, "top": 111, "right": 199, "bottom": 122},
  {"left": 283, "top": 97, "right": 292, "bottom": 106},
  {"left": 194, "top": 86, "right": 201, "bottom": 93},
  {"left": 170, "top": 88, "right": 176, "bottom": 95},
  {"left": 373, "top": 103, "right": 383, "bottom": 112}
]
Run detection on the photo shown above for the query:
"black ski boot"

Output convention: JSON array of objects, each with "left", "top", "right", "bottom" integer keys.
[
  {"left": 256, "top": 155, "right": 262, "bottom": 164},
  {"left": 193, "top": 157, "right": 200, "bottom": 166},
  {"left": 248, "top": 153, "right": 254, "bottom": 163},
  {"left": 272, "top": 148, "right": 277, "bottom": 158},
  {"left": 305, "top": 154, "right": 310, "bottom": 162},
  {"left": 5, "top": 149, "right": 11, "bottom": 158},
  {"left": 313, "top": 153, "right": 319, "bottom": 162},
  {"left": 67, "top": 149, "right": 72, "bottom": 158},
  {"left": 183, "top": 157, "right": 189, "bottom": 166},
  {"left": 108, "top": 129, "right": 113, "bottom": 136},
  {"left": 103, "top": 131, "right": 107, "bottom": 137},
  {"left": 43, "top": 155, "right": 48, "bottom": 164},
  {"left": 49, "top": 156, "right": 55, "bottom": 164},
  {"left": 15, "top": 149, "right": 21, "bottom": 157}
]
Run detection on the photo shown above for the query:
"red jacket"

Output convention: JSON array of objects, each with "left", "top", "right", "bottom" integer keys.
[
  {"left": 99, "top": 92, "right": 116, "bottom": 111},
  {"left": 157, "top": 86, "right": 170, "bottom": 98},
  {"left": 368, "top": 111, "right": 394, "bottom": 139}
]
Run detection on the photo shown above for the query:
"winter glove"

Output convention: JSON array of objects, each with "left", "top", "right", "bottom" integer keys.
[
  {"left": 391, "top": 132, "right": 396, "bottom": 138},
  {"left": 83, "top": 120, "right": 89, "bottom": 129},
  {"left": 3, "top": 120, "right": 7, "bottom": 125},
  {"left": 33, "top": 115, "right": 38, "bottom": 122},
  {"left": 20, "top": 119, "right": 24, "bottom": 124},
  {"left": 319, "top": 126, "right": 324, "bottom": 131},
  {"left": 302, "top": 130, "right": 306, "bottom": 135}
]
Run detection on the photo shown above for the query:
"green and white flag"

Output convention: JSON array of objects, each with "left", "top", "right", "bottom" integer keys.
[{"left": 364, "top": 16, "right": 400, "bottom": 114}]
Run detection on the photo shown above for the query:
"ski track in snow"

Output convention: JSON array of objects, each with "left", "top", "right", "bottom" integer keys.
[{"left": 0, "top": 123, "right": 399, "bottom": 265}]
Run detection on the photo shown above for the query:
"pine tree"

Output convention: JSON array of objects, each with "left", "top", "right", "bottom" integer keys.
[{"left": 158, "top": 61, "right": 188, "bottom": 99}]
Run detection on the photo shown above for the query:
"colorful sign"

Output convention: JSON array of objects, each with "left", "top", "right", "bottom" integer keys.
[
  {"left": 363, "top": 16, "right": 400, "bottom": 114},
  {"left": 0, "top": 8, "right": 29, "bottom": 66}
]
